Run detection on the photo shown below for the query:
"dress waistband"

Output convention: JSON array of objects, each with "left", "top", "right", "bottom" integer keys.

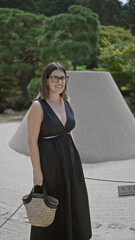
[{"left": 43, "top": 132, "right": 70, "bottom": 139}]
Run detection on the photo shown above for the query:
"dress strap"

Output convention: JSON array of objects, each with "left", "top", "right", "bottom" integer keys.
[{"left": 65, "top": 100, "right": 74, "bottom": 116}]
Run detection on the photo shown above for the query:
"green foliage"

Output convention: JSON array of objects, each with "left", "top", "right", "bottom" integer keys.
[
  {"left": 96, "top": 24, "right": 135, "bottom": 93},
  {"left": 82, "top": 0, "right": 128, "bottom": 26},
  {"left": 40, "top": 5, "right": 99, "bottom": 69},
  {"left": 27, "top": 77, "right": 41, "bottom": 97},
  {"left": 121, "top": 43, "right": 135, "bottom": 90},
  {"left": 39, "top": 0, "right": 83, "bottom": 16},
  {"left": 98, "top": 41, "right": 135, "bottom": 90},
  {"left": 0, "top": 0, "right": 40, "bottom": 13},
  {"left": 125, "top": 0, "right": 135, "bottom": 34},
  {"left": 0, "top": 8, "right": 45, "bottom": 107},
  {"left": 0, "top": 0, "right": 83, "bottom": 15},
  {"left": 82, "top": 0, "right": 135, "bottom": 33},
  {"left": 0, "top": 5, "right": 135, "bottom": 110},
  {"left": 1, "top": 0, "right": 135, "bottom": 35},
  {"left": 100, "top": 25, "right": 135, "bottom": 47}
]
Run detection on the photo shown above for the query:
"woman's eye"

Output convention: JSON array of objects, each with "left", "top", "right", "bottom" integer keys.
[{"left": 53, "top": 76, "right": 59, "bottom": 80}]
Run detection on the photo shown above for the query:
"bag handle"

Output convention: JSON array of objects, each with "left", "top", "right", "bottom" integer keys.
[{"left": 22, "top": 185, "right": 59, "bottom": 209}]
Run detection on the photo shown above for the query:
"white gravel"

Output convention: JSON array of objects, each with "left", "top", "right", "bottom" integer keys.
[{"left": 0, "top": 122, "right": 135, "bottom": 240}]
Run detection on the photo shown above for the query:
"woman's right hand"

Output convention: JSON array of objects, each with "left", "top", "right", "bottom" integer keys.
[{"left": 33, "top": 170, "right": 43, "bottom": 186}]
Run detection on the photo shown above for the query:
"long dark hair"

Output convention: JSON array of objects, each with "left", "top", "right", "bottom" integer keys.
[{"left": 39, "top": 62, "right": 69, "bottom": 100}]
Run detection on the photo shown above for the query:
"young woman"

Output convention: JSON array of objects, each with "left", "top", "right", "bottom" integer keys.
[{"left": 27, "top": 62, "right": 92, "bottom": 240}]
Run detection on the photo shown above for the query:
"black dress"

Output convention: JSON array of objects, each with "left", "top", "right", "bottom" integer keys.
[{"left": 30, "top": 98, "right": 92, "bottom": 240}]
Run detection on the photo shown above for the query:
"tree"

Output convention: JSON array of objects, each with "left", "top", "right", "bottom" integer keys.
[
  {"left": 96, "top": 25, "right": 135, "bottom": 91},
  {"left": 69, "top": 5, "right": 100, "bottom": 68},
  {"left": 39, "top": 0, "right": 83, "bottom": 16},
  {"left": 0, "top": 0, "right": 40, "bottom": 13},
  {"left": 0, "top": 0, "right": 83, "bottom": 15},
  {"left": 99, "top": 25, "right": 135, "bottom": 46},
  {"left": 125, "top": 0, "right": 135, "bottom": 34},
  {"left": 82, "top": 0, "right": 129, "bottom": 28},
  {"left": 0, "top": 8, "right": 45, "bottom": 108},
  {"left": 98, "top": 41, "right": 135, "bottom": 91},
  {"left": 40, "top": 5, "right": 99, "bottom": 69},
  {"left": 97, "top": 24, "right": 135, "bottom": 88}
]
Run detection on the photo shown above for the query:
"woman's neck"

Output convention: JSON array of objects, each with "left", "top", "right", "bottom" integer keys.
[{"left": 48, "top": 93, "right": 62, "bottom": 103}]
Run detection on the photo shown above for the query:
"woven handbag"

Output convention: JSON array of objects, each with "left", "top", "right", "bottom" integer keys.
[{"left": 22, "top": 185, "right": 59, "bottom": 227}]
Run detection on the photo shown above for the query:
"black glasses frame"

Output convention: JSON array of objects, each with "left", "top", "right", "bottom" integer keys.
[{"left": 49, "top": 75, "right": 69, "bottom": 83}]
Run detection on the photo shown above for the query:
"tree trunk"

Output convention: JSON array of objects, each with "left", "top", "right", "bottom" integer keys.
[
  {"left": 19, "top": 70, "right": 33, "bottom": 105},
  {"left": 86, "top": 57, "right": 98, "bottom": 69},
  {"left": 72, "top": 61, "right": 77, "bottom": 70}
]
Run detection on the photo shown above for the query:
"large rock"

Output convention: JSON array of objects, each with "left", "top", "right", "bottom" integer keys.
[{"left": 9, "top": 71, "right": 135, "bottom": 163}]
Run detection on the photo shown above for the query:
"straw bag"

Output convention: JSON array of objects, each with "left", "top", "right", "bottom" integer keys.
[{"left": 22, "top": 185, "right": 59, "bottom": 227}]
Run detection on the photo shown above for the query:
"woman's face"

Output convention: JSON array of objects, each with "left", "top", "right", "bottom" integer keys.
[{"left": 47, "top": 70, "right": 66, "bottom": 95}]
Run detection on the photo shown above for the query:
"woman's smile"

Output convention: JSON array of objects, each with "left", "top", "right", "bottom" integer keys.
[{"left": 55, "top": 85, "right": 63, "bottom": 89}]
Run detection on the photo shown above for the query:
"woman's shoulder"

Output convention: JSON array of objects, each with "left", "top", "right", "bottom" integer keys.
[
  {"left": 28, "top": 100, "right": 44, "bottom": 123},
  {"left": 31, "top": 99, "right": 42, "bottom": 107},
  {"left": 29, "top": 99, "right": 43, "bottom": 115}
]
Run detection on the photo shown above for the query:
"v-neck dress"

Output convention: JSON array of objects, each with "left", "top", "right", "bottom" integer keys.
[{"left": 30, "top": 98, "right": 92, "bottom": 240}]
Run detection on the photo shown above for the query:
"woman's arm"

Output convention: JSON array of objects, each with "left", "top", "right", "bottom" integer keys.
[{"left": 27, "top": 101, "right": 43, "bottom": 186}]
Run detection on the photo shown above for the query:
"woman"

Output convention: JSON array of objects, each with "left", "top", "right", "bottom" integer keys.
[{"left": 27, "top": 62, "right": 92, "bottom": 240}]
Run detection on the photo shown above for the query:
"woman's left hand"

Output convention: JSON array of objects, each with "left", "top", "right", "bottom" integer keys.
[{"left": 33, "top": 170, "right": 43, "bottom": 186}]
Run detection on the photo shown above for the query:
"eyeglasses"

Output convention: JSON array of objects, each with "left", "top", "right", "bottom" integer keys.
[{"left": 49, "top": 75, "right": 69, "bottom": 83}]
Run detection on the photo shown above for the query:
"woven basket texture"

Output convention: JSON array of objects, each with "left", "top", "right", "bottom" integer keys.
[{"left": 24, "top": 193, "right": 57, "bottom": 227}]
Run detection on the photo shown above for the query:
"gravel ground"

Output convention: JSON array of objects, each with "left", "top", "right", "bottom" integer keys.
[{"left": 0, "top": 122, "right": 135, "bottom": 240}]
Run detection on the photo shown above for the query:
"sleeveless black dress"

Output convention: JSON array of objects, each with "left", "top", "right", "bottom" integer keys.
[{"left": 30, "top": 98, "right": 92, "bottom": 240}]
